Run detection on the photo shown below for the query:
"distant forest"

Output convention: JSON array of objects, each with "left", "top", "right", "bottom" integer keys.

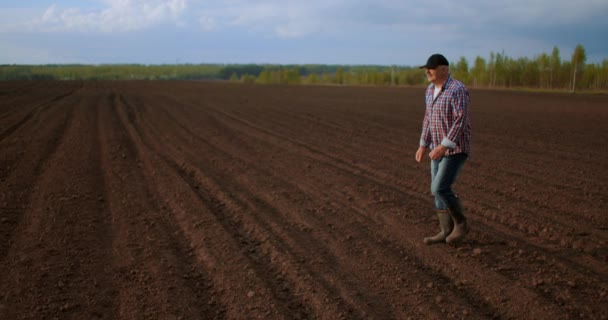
[{"left": 1, "top": 44, "right": 606, "bottom": 92}]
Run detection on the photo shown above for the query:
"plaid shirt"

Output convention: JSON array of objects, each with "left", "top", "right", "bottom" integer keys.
[{"left": 419, "top": 75, "right": 471, "bottom": 156}]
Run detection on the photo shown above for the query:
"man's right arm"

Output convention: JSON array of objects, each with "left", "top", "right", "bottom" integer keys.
[
  {"left": 417, "top": 90, "right": 431, "bottom": 162},
  {"left": 419, "top": 93, "right": 431, "bottom": 148}
]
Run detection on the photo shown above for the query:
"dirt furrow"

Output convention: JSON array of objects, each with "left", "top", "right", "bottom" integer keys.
[
  {"left": 0, "top": 82, "right": 80, "bottom": 142},
  {"left": 463, "top": 171, "right": 608, "bottom": 258},
  {"left": 0, "top": 88, "right": 79, "bottom": 261},
  {"left": 0, "top": 91, "right": 113, "bottom": 319},
  {"left": 97, "top": 92, "right": 221, "bottom": 319},
  {"left": 467, "top": 156, "right": 605, "bottom": 220},
  {"left": 126, "top": 94, "right": 366, "bottom": 318},
  {"left": 0, "top": 81, "right": 39, "bottom": 97},
  {"left": 0, "top": 81, "right": 81, "bottom": 185},
  {"left": 113, "top": 95, "right": 302, "bottom": 318}
]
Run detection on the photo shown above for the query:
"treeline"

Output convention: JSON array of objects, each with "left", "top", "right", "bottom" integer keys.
[
  {"left": 0, "top": 64, "right": 223, "bottom": 81},
  {"left": 228, "top": 65, "right": 422, "bottom": 87},
  {"left": 0, "top": 63, "right": 417, "bottom": 85},
  {"left": 449, "top": 45, "right": 606, "bottom": 91},
  {"left": 230, "top": 45, "right": 607, "bottom": 92},
  {"left": 1, "top": 44, "right": 606, "bottom": 91}
]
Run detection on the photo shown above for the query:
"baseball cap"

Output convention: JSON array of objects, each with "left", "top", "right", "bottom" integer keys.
[{"left": 419, "top": 54, "right": 449, "bottom": 69}]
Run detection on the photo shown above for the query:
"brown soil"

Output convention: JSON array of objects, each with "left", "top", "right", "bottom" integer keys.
[{"left": 1, "top": 81, "right": 607, "bottom": 319}]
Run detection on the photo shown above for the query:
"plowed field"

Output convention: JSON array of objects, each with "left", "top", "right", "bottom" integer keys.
[{"left": 1, "top": 81, "right": 607, "bottom": 319}]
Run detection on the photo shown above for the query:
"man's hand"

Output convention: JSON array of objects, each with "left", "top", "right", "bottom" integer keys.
[
  {"left": 429, "top": 145, "right": 448, "bottom": 160},
  {"left": 415, "top": 146, "right": 427, "bottom": 163}
]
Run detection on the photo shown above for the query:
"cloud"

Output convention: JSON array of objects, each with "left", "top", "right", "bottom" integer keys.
[
  {"left": 12, "top": 0, "right": 608, "bottom": 38},
  {"left": 192, "top": 0, "right": 608, "bottom": 40},
  {"left": 196, "top": 0, "right": 345, "bottom": 38},
  {"left": 27, "top": 0, "right": 188, "bottom": 33},
  {"left": 1, "top": 0, "right": 606, "bottom": 64}
]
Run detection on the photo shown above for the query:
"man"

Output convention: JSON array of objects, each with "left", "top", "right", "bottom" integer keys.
[{"left": 415, "top": 53, "right": 471, "bottom": 245}]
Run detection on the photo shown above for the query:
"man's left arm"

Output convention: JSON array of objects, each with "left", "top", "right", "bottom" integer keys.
[{"left": 443, "top": 88, "right": 470, "bottom": 149}]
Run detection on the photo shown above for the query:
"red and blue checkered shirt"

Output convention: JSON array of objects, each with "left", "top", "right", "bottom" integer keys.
[{"left": 419, "top": 75, "right": 471, "bottom": 156}]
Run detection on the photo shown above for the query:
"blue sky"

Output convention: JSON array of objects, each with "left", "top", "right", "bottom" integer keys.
[{"left": 1, "top": 0, "right": 607, "bottom": 66}]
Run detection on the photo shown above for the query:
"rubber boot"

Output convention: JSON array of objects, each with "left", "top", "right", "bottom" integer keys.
[
  {"left": 424, "top": 210, "right": 454, "bottom": 245},
  {"left": 446, "top": 198, "right": 469, "bottom": 243}
]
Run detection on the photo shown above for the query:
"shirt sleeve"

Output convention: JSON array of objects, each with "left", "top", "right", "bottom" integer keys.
[
  {"left": 444, "top": 87, "right": 469, "bottom": 147},
  {"left": 419, "top": 90, "right": 431, "bottom": 147},
  {"left": 441, "top": 137, "right": 457, "bottom": 149}
]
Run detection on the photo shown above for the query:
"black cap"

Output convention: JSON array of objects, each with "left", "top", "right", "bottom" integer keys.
[{"left": 419, "top": 54, "right": 449, "bottom": 69}]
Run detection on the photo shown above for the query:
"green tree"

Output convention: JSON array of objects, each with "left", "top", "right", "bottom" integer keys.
[
  {"left": 520, "top": 57, "right": 539, "bottom": 88},
  {"left": 581, "top": 63, "right": 597, "bottom": 89},
  {"left": 257, "top": 70, "right": 271, "bottom": 84},
  {"left": 550, "top": 46, "right": 561, "bottom": 89},
  {"left": 229, "top": 72, "right": 239, "bottom": 82},
  {"left": 305, "top": 73, "right": 319, "bottom": 85},
  {"left": 571, "top": 44, "right": 586, "bottom": 92},
  {"left": 537, "top": 53, "right": 550, "bottom": 88},
  {"left": 321, "top": 72, "right": 333, "bottom": 84},
  {"left": 494, "top": 51, "right": 506, "bottom": 87},
  {"left": 470, "top": 56, "right": 487, "bottom": 87},
  {"left": 240, "top": 74, "right": 256, "bottom": 84},
  {"left": 286, "top": 68, "right": 301, "bottom": 84},
  {"left": 452, "top": 56, "right": 470, "bottom": 85},
  {"left": 335, "top": 67, "right": 344, "bottom": 85},
  {"left": 601, "top": 59, "right": 608, "bottom": 90},
  {"left": 487, "top": 52, "right": 496, "bottom": 87}
]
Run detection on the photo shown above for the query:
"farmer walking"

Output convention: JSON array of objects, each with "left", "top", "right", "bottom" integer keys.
[{"left": 415, "top": 53, "right": 472, "bottom": 244}]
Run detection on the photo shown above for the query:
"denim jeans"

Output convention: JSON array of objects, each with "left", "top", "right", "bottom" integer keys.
[{"left": 430, "top": 153, "right": 468, "bottom": 210}]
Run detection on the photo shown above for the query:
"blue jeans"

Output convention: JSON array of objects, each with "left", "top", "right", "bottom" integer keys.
[{"left": 431, "top": 153, "right": 468, "bottom": 210}]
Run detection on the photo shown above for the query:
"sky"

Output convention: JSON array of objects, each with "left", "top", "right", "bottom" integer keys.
[{"left": 1, "top": 0, "right": 607, "bottom": 66}]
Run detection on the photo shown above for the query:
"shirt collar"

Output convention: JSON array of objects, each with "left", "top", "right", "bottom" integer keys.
[{"left": 440, "top": 75, "right": 453, "bottom": 91}]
